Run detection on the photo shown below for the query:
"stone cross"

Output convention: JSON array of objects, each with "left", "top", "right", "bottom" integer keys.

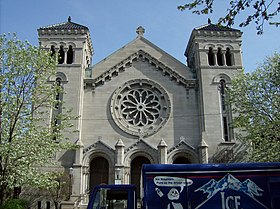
[{"left": 136, "top": 26, "right": 145, "bottom": 37}]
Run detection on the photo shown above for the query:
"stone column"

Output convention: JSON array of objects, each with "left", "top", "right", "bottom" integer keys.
[
  {"left": 213, "top": 49, "right": 217, "bottom": 66},
  {"left": 198, "top": 132, "right": 208, "bottom": 163},
  {"left": 64, "top": 47, "right": 68, "bottom": 64},
  {"left": 81, "top": 166, "right": 89, "bottom": 204},
  {"left": 71, "top": 140, "right": 84, "bottom": 200},
  {"left": 115, "top": 139, "right": 125, "bottom": 184},
  {"left": 157, "top": 139, "right": 168, "bottom": 164},
  {"left": 75, "top": 140, "right": 84, "bottom": 165}
]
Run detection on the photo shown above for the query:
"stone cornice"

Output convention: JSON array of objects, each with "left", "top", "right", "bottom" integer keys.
[
  {"left": 185, "top": 29, "right": 242, "bottom": 57},
  {"left": 38, "top": 28, "right": 88, "bottom": 36},
  {"left": 38, "top": 30, "right": 93, "bottom": 56},
  {"left": 84, "top": 50, "right": 197, "bottom": 90},
  {"left": 194, "top": 30, "right": 242, "bottom": 38},
  {"left": 124, "top": 139, "right": 156, "bottom": 154},
  {"left": 199, "top": 65, "right": 243, "bottom": 70},
  {"left": 83, "top": 140, "right": 114, "bottom": 154},
  {"left": 167, "top": 139, "right": 196, "bottom": 154}
]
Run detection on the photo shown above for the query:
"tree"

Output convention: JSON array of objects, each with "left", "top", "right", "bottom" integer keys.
[
  {"left": 47, "top": 172, "right": 71, "bottom": 209},
  {"left": 0, "top": 34, "right": 76, "bottom": 205},
  {"left": 21, "top": 172, "right": 71, "bottom": 209},
  {"left": 229, "top": 52, "right": 280, "bottom": 162},
  {"left": 178, "top": 0, "right": 280, "bottom": 34}
]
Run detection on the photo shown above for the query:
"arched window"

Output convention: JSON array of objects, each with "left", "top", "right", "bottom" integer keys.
[
  {"left": 50, "top": 45, "right": 56, "bottom": 57},
  {"left": 220, "top": 79, "right": 226, "bottom": 111},
  {"left": 223, "top": 116, "right": 229, "bottom": 142},
  {"left": 54, "top": 78, "right": 62, "bottom": 110},
  {"left": 217, "top": 48, "right": 224, "bottom": 66},
  {"left": 208, "top": 47, "right": 215, "bottom": 66},
  {"left": 219, "top": 79, "right": 231, "bottom": 142},
  {"left": 58, "top": 46, "right": 65, "bottom": 64},
  {"left": 225, "top": 48, "right": 232, "bottom": 66},
  {"left": 66, "top": 45, "right": 74, "bottom": 64},
  {"left": 52, "top": 77, "right": 63, "bottom": 140},
  {"left": 90, "top": 157, "right": 109, "bottom": 191},
  {"left": 131, "top": 156, "right": 150, "bottom": 199}
]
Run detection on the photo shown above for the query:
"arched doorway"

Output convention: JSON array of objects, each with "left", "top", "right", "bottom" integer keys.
[
  {"left": 89, "top": 156, "right": 109, "bottom": 192},
  {"left": 131, "top": 156, "right": 150, "bottom": 198},
  {"left": 173, "top": 156, "right": 191, "bottom": 164}
]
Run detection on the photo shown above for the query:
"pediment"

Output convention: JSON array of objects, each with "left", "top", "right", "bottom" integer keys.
[
  {"left": 168, "top": 139, "right": 196, "bottom": 154},
  {"left": 83, "top": 139, "right": 114, "bottom": 154},
  {"left": 84, "top": 37, "right": 196, "bottom": 89},
  {"left": 125, "top": 139, "right": 156, "bottom": 154}
]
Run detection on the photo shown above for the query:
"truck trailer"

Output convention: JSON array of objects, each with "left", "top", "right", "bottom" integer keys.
[{"left": 87, "top": 162, "right": 280, "bottom": 209}]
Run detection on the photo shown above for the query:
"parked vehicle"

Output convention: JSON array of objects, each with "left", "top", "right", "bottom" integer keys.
[{"left": 87, "top": 162, "right": 280, "bottom": 209}]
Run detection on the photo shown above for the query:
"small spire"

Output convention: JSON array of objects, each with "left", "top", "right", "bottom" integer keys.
[
  {"left": 158, "top": 138, "right": 167, "bottom": 148},
  {"left": 115, "top": 138, "right": 125, "bottom": 147},
  {"left": 68, "top": 16, "right": 71, "bottom": 22},
  {"left": 136, "top": 26, "right": 145, "bottom": 37},
  {"left": 208, "top": 18, "right": 211, "bottom": 24}
]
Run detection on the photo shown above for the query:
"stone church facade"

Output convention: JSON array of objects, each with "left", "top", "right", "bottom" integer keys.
[{"left": 37, "top": 17, "right": 243, "bottom": 208}]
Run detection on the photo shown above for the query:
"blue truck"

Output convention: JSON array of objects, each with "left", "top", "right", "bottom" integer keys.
[{"left": 87, "top": 162, "right": 280, "bottom": 209}]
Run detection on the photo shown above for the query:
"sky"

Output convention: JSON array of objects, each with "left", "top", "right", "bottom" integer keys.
[{"left": 0, "top": 0, "right": 279, "bottom": 72}]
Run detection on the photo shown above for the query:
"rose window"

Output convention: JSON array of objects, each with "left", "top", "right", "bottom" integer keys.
[
  {"left": 110, "top": 79, "right": 171, "bottom": 137},
  {"left": 122, "top": 88, "right": 161, "bottom": 126}
]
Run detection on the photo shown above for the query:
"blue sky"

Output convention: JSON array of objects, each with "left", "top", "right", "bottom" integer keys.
[{"left": 0, "top": 0, "right": 279, "bottom": 72}]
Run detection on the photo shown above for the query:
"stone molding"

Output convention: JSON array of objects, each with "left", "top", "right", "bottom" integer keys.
[
  {"left": 84, "top": 50, "right": 197, "bottom": 90},
  {"left": 110, "top": 79, "right": 171, "bottom": 137}
]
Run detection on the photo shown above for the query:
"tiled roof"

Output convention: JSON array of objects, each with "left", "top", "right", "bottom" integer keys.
[
  {"left": 195, "top": 23, "right": 240, "bottom": 32},
  {"left": 39, "top": 16, "right": 88, "bottom": 30}
]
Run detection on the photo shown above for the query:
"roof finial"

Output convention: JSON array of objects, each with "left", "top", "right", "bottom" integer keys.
[
  {"left": 208, "top": 18, "right": 211, "bottom": 24},
  {"left": 68, "top": 16, "right": 71, "bottom": 22},
  {"left": 136, "top": 26, "right": 145, "bottom": 37}
]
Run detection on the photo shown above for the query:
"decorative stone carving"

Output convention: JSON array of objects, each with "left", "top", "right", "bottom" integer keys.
[
  {"left": 110, "top": 79, "right": 171, "bottom": 137},
  {"left": 84, "top": 50, "right": 197, "bottom": 89}
]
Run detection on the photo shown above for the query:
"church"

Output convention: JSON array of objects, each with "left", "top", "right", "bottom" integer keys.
[{"left": 37, "top": 17, "right": 243, "bottom": 208}]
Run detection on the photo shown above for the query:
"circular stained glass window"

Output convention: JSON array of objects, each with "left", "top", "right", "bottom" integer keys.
[{"left": 110, "top": 79, "right": 171, "bottom": 137}]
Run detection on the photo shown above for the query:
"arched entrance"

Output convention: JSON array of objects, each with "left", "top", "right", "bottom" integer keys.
[
  {"left": 173, "top": 156, "right": 191, "bottom": 164},
  {"left": 131, "top": 156, "right": 150, "bottom": 198},
  {"left": 89, "top": 156, "right": 109, "bottom": 192}
]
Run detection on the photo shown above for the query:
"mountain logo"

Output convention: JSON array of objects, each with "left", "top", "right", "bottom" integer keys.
[{"left": 194, "top": 173, "right": 268, "bottom": 209}]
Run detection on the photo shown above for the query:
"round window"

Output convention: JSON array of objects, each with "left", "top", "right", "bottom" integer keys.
[{"left": 110, "top": 79, "right": 171, "bottom": 137}]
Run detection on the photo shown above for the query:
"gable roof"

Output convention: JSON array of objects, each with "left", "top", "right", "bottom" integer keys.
[
  {"left": 38, "top": 16, "right": 88, "bottom": 31},
  {"left": 83, "top": 139, "right": 114, "bottom": 154},
  {"left": 125, "top": 139, "right": 157, "bottom": 154},
  {"left": 84, "top": 35, "right": 196, "bottom": 89},
  {"left": 168, "top": 139, "right": 196, "bottom": 154}
]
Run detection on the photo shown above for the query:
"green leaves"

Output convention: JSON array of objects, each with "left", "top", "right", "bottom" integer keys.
[
  {"left": 0, "top": 34, "right": 77, "bottom": 204},
  {"left": 178, "top": 0, "right": 280, "bottom": 34},
  {"left": 229, "top": 52, "right": 280, "bottom": 162}
]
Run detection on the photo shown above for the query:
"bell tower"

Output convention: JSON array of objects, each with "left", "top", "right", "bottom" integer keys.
[
  {"left": 185, "top": 22, "right": 243, "bottom": 162},
  {"left": 37, "top": 17, "right": 93, "bottom": 199},
  {"left": 38, "top": 16, "right": 93, "bottom": 138}
]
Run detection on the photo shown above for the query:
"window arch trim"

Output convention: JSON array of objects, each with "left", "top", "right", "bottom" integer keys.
[
  {"left": 212, "top": 73, "right": 231, "bottom": 84},
  {"left": 66, "top": 42, "right": 77, "bottom": 48},
  {"left": 48, "top": 72, "right": 68, "bottom": 84}
]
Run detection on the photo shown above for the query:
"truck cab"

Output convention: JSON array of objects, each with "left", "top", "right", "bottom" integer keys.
[{"left": 87, "top": 185, "right": 137, "bottom": 209}]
